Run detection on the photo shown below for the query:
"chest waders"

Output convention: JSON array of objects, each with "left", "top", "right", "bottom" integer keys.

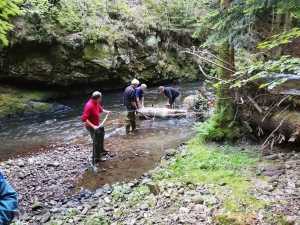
[{"left": 89, "top": 114, "right": 109, "bottom": 173}]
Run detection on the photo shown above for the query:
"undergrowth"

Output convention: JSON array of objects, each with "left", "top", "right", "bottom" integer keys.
[
  {"left": 194, "top": 108, "right": 240, "bottom": 142},
  {"left": 152, "top": 138, "right": 264, "bottom": 223}
]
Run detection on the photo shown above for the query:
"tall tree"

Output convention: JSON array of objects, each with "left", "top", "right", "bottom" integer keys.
[{"left": 212, "top": 0, "right": 238, "bottom": 141}]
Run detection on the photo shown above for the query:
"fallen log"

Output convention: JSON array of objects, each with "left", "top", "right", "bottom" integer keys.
[
  {"left": 241, "top": 108, "right": 300, "bottom": 143},
  {"left": 138, "top": 107, "right": 187, "bottom": 119}
]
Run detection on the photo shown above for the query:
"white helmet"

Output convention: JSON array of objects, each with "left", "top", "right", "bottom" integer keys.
[{"left": 131, "top": 78, "right": 139, "bottom": 85}]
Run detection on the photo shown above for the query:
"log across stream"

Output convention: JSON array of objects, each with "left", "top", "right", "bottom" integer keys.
[{"left": 138, "top": 107, "right": 188, "bottom": 119}]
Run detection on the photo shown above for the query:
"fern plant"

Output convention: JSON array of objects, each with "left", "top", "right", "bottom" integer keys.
[{"left": 0, "top": 0, "right": 24, "bottom": 46}]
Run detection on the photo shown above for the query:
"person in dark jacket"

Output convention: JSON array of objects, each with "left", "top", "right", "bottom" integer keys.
[
  {"left": 0, "top": 172, "right": 18, "bottom": 225},
  {"left": 124, "top": 79, "right": 139, "bottom": 134},
  {"left": 159, "top": 86, "right": 181, "bottom": 109}
]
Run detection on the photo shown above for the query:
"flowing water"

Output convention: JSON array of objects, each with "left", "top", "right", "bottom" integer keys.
[{"left": 0, "top": 82, "right": 202, "bottom": 190}]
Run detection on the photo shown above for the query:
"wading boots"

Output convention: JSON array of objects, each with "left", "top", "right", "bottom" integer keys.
[{"left": 94, "top": 127, "right": 109, "bottom": 162}]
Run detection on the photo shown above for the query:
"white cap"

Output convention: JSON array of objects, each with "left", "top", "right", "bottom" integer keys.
[{"left": 131, "top": 78, "right": 139, "bottom": 85}]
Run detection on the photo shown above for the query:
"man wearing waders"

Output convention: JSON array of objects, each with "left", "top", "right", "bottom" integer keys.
[
  {"left": 124, "top": 79, "right": 139, "bottom": 134},
  {"left": 82, "top": 91, "right": 111, "bottom": 163},
  {"left": 159, "top": 86, "right": 181, "bottom": 109}
]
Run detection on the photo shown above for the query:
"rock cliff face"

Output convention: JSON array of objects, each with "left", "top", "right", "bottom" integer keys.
[
  {"left": 0, "top": 1, "right": 205, "bottom": 118},
  {"left": 0, "top": 23, "right": 201, "bottom": 91}
]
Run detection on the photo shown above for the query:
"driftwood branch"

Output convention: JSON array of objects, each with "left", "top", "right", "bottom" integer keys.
[
  {"left": 247, "top": 96, "right": 263, "bottom": 114},
  {"left": 195, "top": 50, "right": 236, "bottom": 70},
  {"left": 181, "top": 50, "right": 235, "bottom": 73},
  {"left": 277, "top": 96, "right": 289, "bottom": 106},
  {"left": 198, "top": 65, "right": 224, "bottom": 82},
  {"left": 261, "top": 114, "right": 290, "bottom": 149},
  {"left": 278, "top": 92, "right": 300, "bottom": 96},
  {"left": 276, "top": 105, "right": 290, "bottom": 118}
]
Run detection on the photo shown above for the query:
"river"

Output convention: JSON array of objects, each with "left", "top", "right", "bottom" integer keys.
[
  {"left": 1, "top": 82, "right": 207, "bottom": 201},
  {"left": 0, "top": 82, "right": 202, "bottom": 161}
]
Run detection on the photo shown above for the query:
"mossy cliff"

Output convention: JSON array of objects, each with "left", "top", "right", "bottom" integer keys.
[
  {"left": 0, "top": 0, "right": 206, "bottom": 118},
  {"left": 0, "top": 0, "right": 202, "bottom": 90}
]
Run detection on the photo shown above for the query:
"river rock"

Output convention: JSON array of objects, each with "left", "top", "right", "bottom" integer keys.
[
  {"left": 192, "top": 195, "right": 204, "bottom": 204},
  {"left": 147, "top": 183, "right": 160, "bottom": 195},
  {"left": 263, "top": 154, "right": 279, "bottom": 160}
]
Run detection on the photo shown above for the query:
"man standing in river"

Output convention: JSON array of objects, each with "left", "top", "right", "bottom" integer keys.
[
  {"left": 159, "top": 86, "right": 181, "bottom": 109},
  {"left": 136, "top": 83, "right": 147, "bottom": 109},
  {"left": 124, "top": 78, "right": 139, "bottom": 134},
  {"left": 81, "top": 91, "right": 112, "bottom": 162}
]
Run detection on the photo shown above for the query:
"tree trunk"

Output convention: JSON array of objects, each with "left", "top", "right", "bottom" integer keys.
[
  {"left": 138, "top": 107, "right": 187, "bottom": 119},
  {"left": 210, "top": 0, "right": 238, "bottom": 141},
  {"left": 241, "top": 108, "right": 300, "bottom": 143}
]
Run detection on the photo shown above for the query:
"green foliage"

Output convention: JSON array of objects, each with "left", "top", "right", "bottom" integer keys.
[
  {"left": 86, "top": 215, "right": 109, "bottom": 225},
  {"left": 194, "top": 108, "right": 240, "bottom": 142},
  {"left": 56, "top": 0, "right": 138, "bottom": 44},
  {"left": 127, "top": 184, "right": 151, "bottom": 207},
  {"left": 0, "top": 0, "right": 24, "bottom": 46},
  {"left": 0, "top": 85, "right": 62, "bottom": 118},
  {"left": 168, "top": 141, "right": 260, "bottom": 183},
  {"left": 144, "top": 0, "right": 209, "bottom": 34},
  {"left": 67, "top": 209, "right": 77, "bottom": 217},
  {"left": 258, "top": 28, "right": 300, "bottom": 50},
  {"left": 194, "top": 0, "right": 260, "bottom": 48},
  {"left": 231, "top": 29, "right": 300, "bottom": 90},
  {"left": 22, "top": 0, "right": 52, "bottom": 18},
  {"left": 111, "top": 183, "right": 150, "bottom": 207},
  {"left": 165, "top": 141, "right": 263, "bottom": 214},
  {"left": 194, "top": 119, "right": 224, "bottom": 142},
  {"left": 194, "top": 0, "right": 300, "bottom": 48},
  {"left": 111, "top": 184, "right": 132, "bottom": 201}
]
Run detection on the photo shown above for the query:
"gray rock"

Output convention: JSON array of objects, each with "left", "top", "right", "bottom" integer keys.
[
  {"left": 192, "top": 195, "right": 204, "bottom": 204},
  {"left": 295, "top": 180, "right": 300, "bottom": 188},
  {"left": 263, "top": 154, "right": 279, "bottom": 160},
  {"left": 40, "top": 211, "right": 51, "bottom": 223},
  {"left": 31, "top": 201, "right": 44, "bottom": 210},
  {"left": 165, "top": 149, "right": 176, "bottom": 156},
  {"left": 146, "top": 183, "right": 160, "bottom": 195},
  {"left": 267, "top": 174, "right": 280, "bottom": 183},
  {"left": 140, "top": 203, "right": 149, "bottom": 211}
]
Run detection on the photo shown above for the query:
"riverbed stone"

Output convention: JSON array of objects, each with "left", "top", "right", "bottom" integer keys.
[{"left": 192, "top": 195, "right": 204, "bottom": 204}]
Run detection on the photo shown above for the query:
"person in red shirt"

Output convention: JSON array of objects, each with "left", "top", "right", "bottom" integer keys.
[{"left": 82, "top": 91, "right": 111, "bottom": 163}]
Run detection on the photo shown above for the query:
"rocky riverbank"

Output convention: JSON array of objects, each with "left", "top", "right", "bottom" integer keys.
[{"left": 2, "top": 140, "right": 300, "bottom": 224}]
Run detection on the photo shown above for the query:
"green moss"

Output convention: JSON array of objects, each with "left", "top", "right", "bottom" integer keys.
[
  {"left": 83, "top": 43, "right": 115, "bottom": 68},
  {"left": 216, "top": 214, "right": 241, "bottom": 225},
  {"left": 0, "top": 85, "right": 62, "bottom": 118},
  {"left": 83, "top": 43, "right": 111, "bottom": 60},
  {"left": 156, "top": 141, "right": 264, "bottom": 218},
  {"left": 139, "top": 70, "right": 153, "bottom": 80}
]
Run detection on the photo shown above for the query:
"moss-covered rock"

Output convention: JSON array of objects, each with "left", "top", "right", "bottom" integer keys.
[{"left": 0, "top": 85, "right": 65, "bottom": 119}]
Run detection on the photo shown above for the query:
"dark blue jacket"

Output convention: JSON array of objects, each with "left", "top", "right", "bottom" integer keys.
[
  {"left": 135, "top": 87, "right": 144, "bottom": 101},
  {"left": 163, "top": 87, "right": 180, "bottom": 105},
  {"left": 0, "top": 172, "right": 18, "bottom": 224},
  {"left": 123, "top": 85, "right": 137, "bottom": 110}
]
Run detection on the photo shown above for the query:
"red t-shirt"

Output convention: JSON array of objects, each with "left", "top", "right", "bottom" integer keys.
[{"left": 81, "top": 99, "right": 103, "bottom": 126}]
